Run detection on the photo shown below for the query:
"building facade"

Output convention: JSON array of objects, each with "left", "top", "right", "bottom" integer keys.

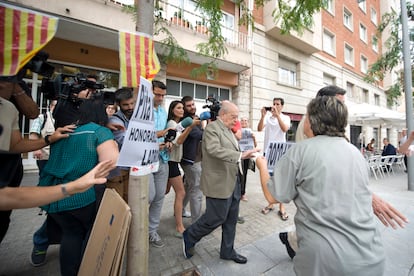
[{"left": 3, "top": 0, "right": 404, "bottom": 167}]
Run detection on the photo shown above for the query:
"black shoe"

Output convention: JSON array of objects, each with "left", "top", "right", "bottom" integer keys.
[
  {"left": 182, "top": 230, "right": 195, "bottom": 259},
  {"left": 220, "top": 253, "right": 247, "bottom": 264},
  {"left": 279, "top": 232, "right": 296, "bottom": 259},
  {"left": 237, "top": 216, "right": 245, "bottom": 224},
  {"left": 30, "top": 248, "right": 47, "bottom": 267}
]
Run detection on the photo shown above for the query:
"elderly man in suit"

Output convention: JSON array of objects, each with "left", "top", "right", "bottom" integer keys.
[{"left": 182, "top": 101, "right": 258, "bottom": 264}]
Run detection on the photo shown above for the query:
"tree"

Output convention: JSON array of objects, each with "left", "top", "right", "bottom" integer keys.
[
  {"left": 123, "top": 0, "right": 328, "bottom": 76},
  {"left": 364, "top": 2, "right": 414, "bottom": 106}
]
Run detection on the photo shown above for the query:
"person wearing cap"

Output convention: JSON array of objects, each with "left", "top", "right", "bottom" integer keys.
[{"left": 276, "top": 85, "right": 408, "bottom": 260}]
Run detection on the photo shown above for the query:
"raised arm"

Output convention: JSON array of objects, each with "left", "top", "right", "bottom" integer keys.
[{"left": 0, "top": 160, "right": 115, "bottom": 210}]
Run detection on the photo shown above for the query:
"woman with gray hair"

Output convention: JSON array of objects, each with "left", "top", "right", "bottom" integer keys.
[{"left": 257, "top": 96, "right": 385, "bottom": 275}]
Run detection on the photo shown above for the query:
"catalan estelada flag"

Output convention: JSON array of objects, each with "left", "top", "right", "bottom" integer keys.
[
  {"left": 118, "top": 31, "right": 160, "bottom": 87},
  {"left": 0, "top": 3, "right": 58, "bottom": 76}
]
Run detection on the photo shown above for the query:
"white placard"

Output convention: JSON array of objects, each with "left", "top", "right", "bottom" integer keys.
[
  {"left": 265, "top": 141, "right": 295, "bottom": 174},
  {"left": 239, "top": 128, "right": 255, "bottom": 151},
  {"left": 117, "top": 77, "right": 159, "bottom": 175}
]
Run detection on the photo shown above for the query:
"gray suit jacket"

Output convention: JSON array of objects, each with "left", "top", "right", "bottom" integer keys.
[{"left": 200, "top": 119, "right": 241, "bottom": 199}]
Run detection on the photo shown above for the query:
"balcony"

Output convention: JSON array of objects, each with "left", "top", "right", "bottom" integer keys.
[
  {"left": 262, "top": 0, "right": 322, "bottom": 54},
  {"left": 156, "top": 0, "right": 251, "bottom": 52}
]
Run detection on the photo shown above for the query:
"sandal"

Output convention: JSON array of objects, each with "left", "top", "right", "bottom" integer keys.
[
  {"left": 278, "top": 210, "right": 289, "bottom": 221},
  {"left": 261, "top": 206, "right": 275, "bottom": 215}
]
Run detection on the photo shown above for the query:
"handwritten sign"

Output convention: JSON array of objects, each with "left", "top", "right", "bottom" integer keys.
[
  {"left": 265, "top": 141, "right": 295, "bottom": 174},
  {"left": 117, "top": 77, "right": 159, "bottom": 175},
  {"left": 239, "top": 128, "right": 255, "bottom": 151}
]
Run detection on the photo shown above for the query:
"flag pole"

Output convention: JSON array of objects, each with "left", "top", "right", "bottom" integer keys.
[{"left": 126, "top": 1, "right": 154, "bottom": 275}]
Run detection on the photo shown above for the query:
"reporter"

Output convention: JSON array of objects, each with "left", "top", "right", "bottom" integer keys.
[{"left": 0, "top": 160, "right": 115, "bottom": 210}]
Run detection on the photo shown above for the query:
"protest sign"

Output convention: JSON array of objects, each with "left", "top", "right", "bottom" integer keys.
[
  {"left": 117, "top": 77, "right": 159, "bottom": 175},
  {"left": 265, "top": 141, "right": 295, "bottom": 174},
  {"left": 239, "top": 128, "right": 255, "bottom": 151}
]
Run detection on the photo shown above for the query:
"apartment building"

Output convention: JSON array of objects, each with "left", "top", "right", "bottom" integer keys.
[
  {"left": 251, "top": 0, "right": 403, "bottom": 148},
  {"left": 3, "top": 0, "right": 403, "bottom": 167}
]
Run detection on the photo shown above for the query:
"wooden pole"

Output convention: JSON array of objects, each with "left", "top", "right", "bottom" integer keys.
[
  {"left": 127, "top": 174, "right": 149, "bottom": 276},
  {"left": 126, "top": 1, "right": 154, "bottom": 275}
]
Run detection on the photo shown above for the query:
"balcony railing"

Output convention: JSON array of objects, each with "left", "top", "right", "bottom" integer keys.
[{"left": 156, "top": 1, "right": 251, "bottom": 51}]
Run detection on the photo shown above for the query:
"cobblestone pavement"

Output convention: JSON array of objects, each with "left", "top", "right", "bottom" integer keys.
[{"left": 1, "top": 168, "right": 413, "bottom": 275}]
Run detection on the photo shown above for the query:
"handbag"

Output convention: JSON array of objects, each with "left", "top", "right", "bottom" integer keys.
[{"left": 248, "top": 159, "right": 256, "bottom": 172}]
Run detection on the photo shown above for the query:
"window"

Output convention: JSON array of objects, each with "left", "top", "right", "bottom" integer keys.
[
  {"left": 323, "top": 73, "right": 336, "bottom": 86},
  {"left": 221, "top": 12, "right": 235, "bottom": 44},
  {"left": 343, "top": 8, "right": 353, "bottom": 30},
  {"left": 325, "top": 0, "right": 334, "bottom": 14},
  {"left": 372, "top": 35, "right": 378, "bottom": 52},
  {"left": 374, "top": 94, "right": 380, "bottom": 106},
  {"left": 165, "top": 78, "right": 230, "bottom": 101},
  {"left": 363, "top": 88, "right": 369, "bottom": 103},
  {"left": 278, "top": 56, "right": 298, "bottom": 87},
  {"left": 358, "top": 0, "right": 366, "bottom": 13},
  {"left": 344, "top": 44, "right": 354, "bottom": 66},
  {"left": 371, "top": 8, "right": 377, "bottom": 25},
  {"left": 323, "top": 29, "right": 335, "bottom": 55},
  {"left": 347, "top": 82, "right": 355, "bottom": 99},
  {"left": 359, "top": 23, "right": 367, "bottom": 42},
  {"left": 360, "top": 55, "right": 368, "bottom": 73}
]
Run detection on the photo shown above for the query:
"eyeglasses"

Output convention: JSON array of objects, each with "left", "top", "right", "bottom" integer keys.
[{"left": 153, "top": 93, "right": 166, "bottom": 98}]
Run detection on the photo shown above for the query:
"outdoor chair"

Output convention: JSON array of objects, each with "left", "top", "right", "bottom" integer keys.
[
  {"left": 380, "top": 155, "right": 396, "bottom": 176},
  {"left": 368, "top": 155, "right": 384, "bottom": 180},
  {"left": 393, "top": 155, "right": 406, "bottom": 173}
]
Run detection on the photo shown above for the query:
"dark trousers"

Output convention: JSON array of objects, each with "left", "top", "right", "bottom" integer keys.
[
  {"left": 186, "top": 176, "right": 241, "bottom": 258},
  {"left": 0, "top": 154, "right": 23, "bottom": 243},
  {"left": 240, "top": 159, "right": 249, "bottom": 196},
  {"left": 49, "top": 202, "right": 96, "bottom": 276},
  {"left": 36, "top": 159, "right": 48, "bottom": 175}
]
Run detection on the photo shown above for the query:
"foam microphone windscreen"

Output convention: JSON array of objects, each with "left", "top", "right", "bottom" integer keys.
[
  {"left": 231, "top": 120, "right": 241, "bottom": 134},
  {"left": 199, "top": 111, "right": 211, "bottom": 121},
  {"left": 176, "top": 117, "right": 193, "bottom": 132}
]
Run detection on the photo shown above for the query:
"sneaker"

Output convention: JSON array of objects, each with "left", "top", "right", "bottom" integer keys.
[
  {"left": 241, "top": 195, "right": 248, "bottom": 201},
  {"left": 182, "top": 230, "right": 195, "bottom": 259},
  {"left": 237, "top": 216, "right": 245, "bottom": 224},
  {"left": 149, "top": 232, "right": 165, "bottom": 248},
  {"left": 30, "top": 248, "right": 47, "bottom": 267},
  {"left": 279, "top": 232, "right": 296, "bottom": 259},
  {"left": 182, "top": 210, "right": 191, "bottom": 218}
]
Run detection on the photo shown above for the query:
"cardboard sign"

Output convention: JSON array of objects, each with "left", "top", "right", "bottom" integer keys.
[
  {"left": 78, "top": 189, "right": 131, "bottom": 276},
  {"left": 239, "top": 128, "right": 255, "bottom": 151},
  {"left": 117, "top": 77, "right": 159, "bottom": 175},
  {"left": 265, "top": 141, "right": 295, "bottom": 174}
]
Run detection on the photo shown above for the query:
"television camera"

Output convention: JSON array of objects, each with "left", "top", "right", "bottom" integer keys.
[{"left": 202, "top": 96, "right": 221, "bottom": 121}]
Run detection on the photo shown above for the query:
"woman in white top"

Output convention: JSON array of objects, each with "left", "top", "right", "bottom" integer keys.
[{"left": 166, "top": 100, "right": 198, "bottom": 236}]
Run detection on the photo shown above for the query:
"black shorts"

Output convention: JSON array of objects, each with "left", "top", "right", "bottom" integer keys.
[{"left": 168, "top": 161, "right": 181, "bottom": 178}]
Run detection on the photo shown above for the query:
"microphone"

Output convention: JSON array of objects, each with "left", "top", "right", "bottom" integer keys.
[
  {"left": 199, "top": 111, "right": 211, "bottom": 121},
  {"left": 165, "top": 117, "right": 193, "bottom": 142},
  {"left": 176, "top": 116, "right": 193, "bottom": 132}
]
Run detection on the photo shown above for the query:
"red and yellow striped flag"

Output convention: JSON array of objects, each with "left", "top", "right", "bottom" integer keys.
[
  {"left": 118, "top": 31, "right": 160, "bottom": 87},
  {"left": 0, "top": 4, "right": 58, "bottom": 76}
]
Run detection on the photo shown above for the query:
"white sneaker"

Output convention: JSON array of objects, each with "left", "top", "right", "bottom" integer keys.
[{"left": 182, "top": 210, "right": 191, "bottom": 218}]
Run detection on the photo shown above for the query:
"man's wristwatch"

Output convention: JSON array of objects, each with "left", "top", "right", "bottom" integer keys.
[{"left": 44, "top": 135, "right": 51, "bottom": 145}]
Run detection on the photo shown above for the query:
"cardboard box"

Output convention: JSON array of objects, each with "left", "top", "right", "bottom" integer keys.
[{"left": 78, "top": 189, "right": 131, "bottom": 276}]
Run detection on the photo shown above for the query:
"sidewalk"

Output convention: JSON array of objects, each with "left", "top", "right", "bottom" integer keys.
[{"left": 0, "top": 169, "right": 413, "bottom": 275}]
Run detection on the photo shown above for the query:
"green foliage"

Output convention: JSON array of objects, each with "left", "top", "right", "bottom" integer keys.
[
  {"left": 123, "top": 0, "right": 328, "bottom": 77},
  {"left": 365, "top": 2, "right": 414, "bottom": 106},
  {"left": 272, "top": 0, "right": 326, "bottom": 35}
]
